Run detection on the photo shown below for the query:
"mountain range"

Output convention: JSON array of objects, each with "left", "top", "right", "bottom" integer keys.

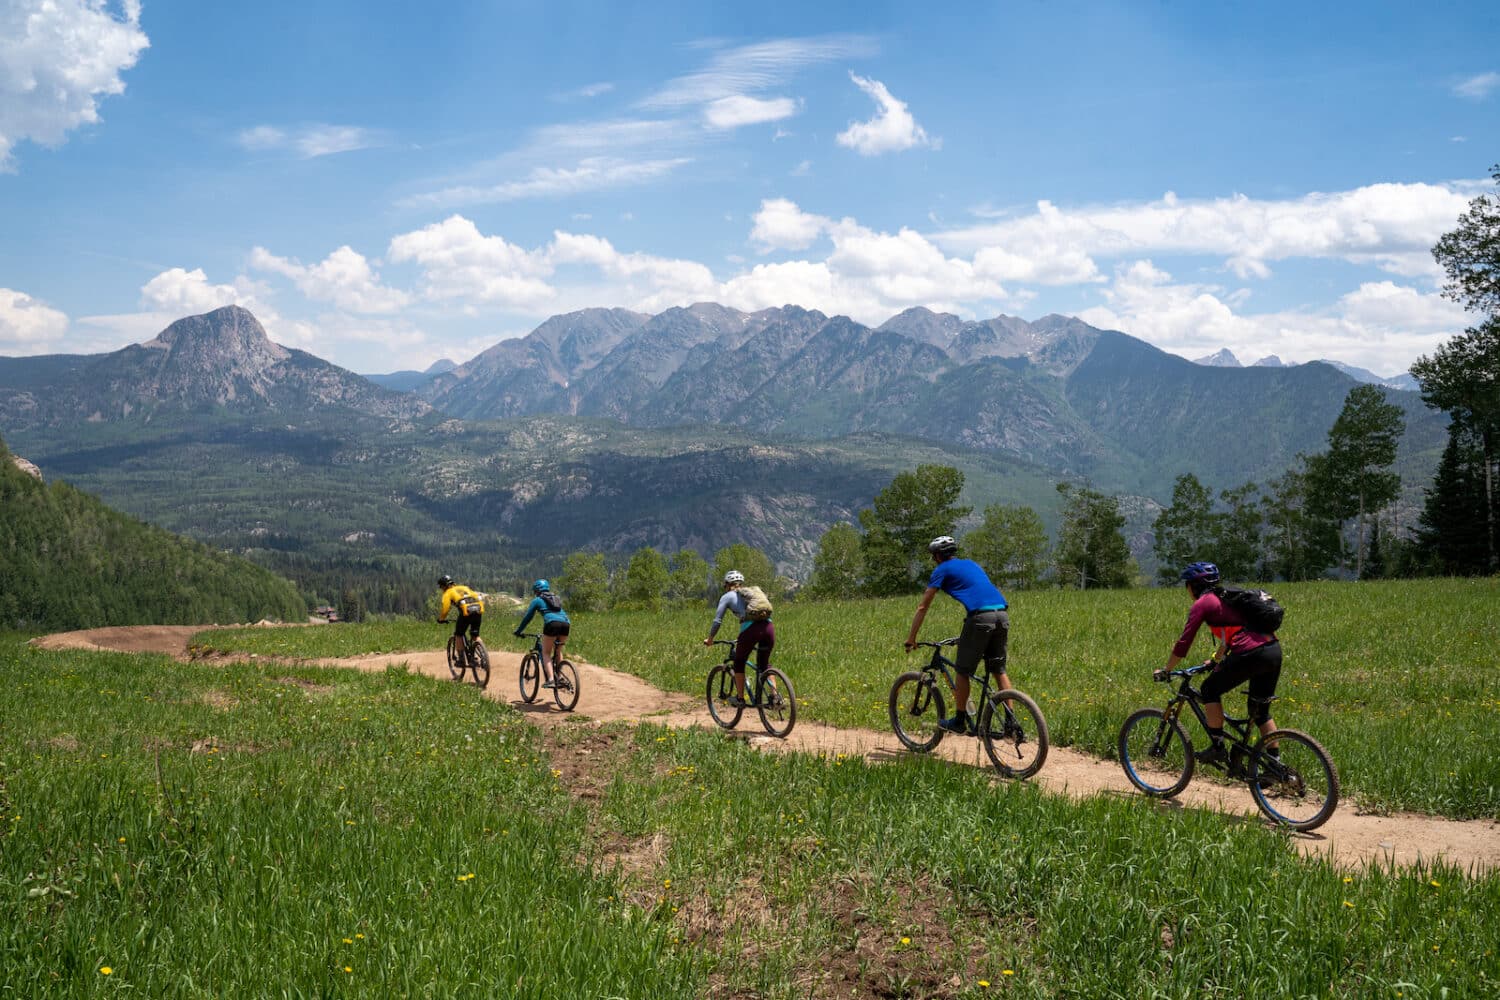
[
  {"left": 1191, "top": 346, "right": 1419, "bottom": 391},
  {"left": 0, "top": 303, "right": 1448, "bottom": 586}
]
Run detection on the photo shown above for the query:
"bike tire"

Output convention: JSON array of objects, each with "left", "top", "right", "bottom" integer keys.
[
  {"left": 446, "top": 636, "right": 464, "bottom": 681},
  {"left": 755, "top": 667, "right": 797, "bottom": 738},
  {"left": 1248, "top": 728, "right": 1339, "bottom": 832},
  {"left": 1118, "top": 708, "right": 1194, "bottom": 798},
  {"left": 887, "top": 671, "right": 946, "bottom": 753},
  {"left": 706, "top": 663, "right": 743, "bottom": 729},
  {"left": 519, "top": 653, "right": 540, "bottom": 704},
  {"left": 978, "top": 689, "right": 1049, "bottom": 780},
  {"left": 552, "top": 660, "right": 581, "bottom": 712},
  {"left": 470, "top": 639, "right": 490, "bottom": 689}
]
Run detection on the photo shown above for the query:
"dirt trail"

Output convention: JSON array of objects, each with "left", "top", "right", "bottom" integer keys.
[{"left": 32, "top": 626, "right": 1500, "bottom": 873}]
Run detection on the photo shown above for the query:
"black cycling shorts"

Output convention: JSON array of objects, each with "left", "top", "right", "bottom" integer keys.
[
  {"left": 453, "top": 612, "right": 481, "bottom": 639},
  {"left": 1200, "top": 641, "right": 1281, "bottom": 721},
  {"left": 542, "top": 620, "right": 570, "bottom": 638},
  {"left": 955, "top": 609, "right": 1008, "bottom": 678}
]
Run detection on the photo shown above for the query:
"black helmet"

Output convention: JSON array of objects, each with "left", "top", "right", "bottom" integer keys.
[
  {"left": 437, "top": 574, "right": 454, "bottom": 589},
  {"left": 928, "top": 535, "right": 958, "bottom": 556}
]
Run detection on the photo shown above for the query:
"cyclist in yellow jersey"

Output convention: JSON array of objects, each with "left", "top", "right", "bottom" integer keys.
[{"left": 436, "top": 574, "right": 484, "bottom": 645}]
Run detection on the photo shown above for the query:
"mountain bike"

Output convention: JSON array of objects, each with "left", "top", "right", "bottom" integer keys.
[
  {"left": 705, "top": 639, "right": 796, "bottom": 738},
  {"left": 1117, "top": 662, "right": 1339, "bottom": 831},
  {"left": 517, "top": 632, "right": 580, "bottom": 711},
  {"left": 888, "top": 638, "right": 1049, "bottom": 780},
  {"left": 442, "top": 627, "right": 490, "bottom": 688}
]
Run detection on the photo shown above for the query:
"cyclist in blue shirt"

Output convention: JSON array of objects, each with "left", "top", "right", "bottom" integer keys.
[
  {"left": 514, "top": 579, "right": 571, "bottom": 688},
  {"left": 903, "top": 535, "right": 1011, "bottom": 734}
]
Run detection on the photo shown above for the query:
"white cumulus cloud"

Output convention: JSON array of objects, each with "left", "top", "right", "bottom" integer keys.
[
  {"left": 0, "top": 287, "right": 69, "bottom": 352},
  {"left": 140, "top": 267, "right": 261, "bottom": 316},
  {"left": 750, "top": 198, "right": 828, "bottom": 252},
  {"left": 936, "top": 181, "right": 1478, "bottom": 281},
  {"left": 249, "top": 245, "right": 410, "bottom": 314},
  {"left": 836, "top": 73, "right": 933, "bottom": 156},
  {"left": 0, "top": 0, "right": 149, "bottom": 170},
  {"left": 1078, "top": 261, "right": 1473, "bottom": 375},
  {"left": 388, "top": 216, "right": 557, "bottom": 309}
]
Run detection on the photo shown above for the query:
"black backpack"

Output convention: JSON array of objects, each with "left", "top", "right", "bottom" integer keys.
[
  {"left": 540, "top": 591, "right": 564, "bottom": 613},
  {"left": 1218, "top": 586, "right": 1284, "bottom": 634}
]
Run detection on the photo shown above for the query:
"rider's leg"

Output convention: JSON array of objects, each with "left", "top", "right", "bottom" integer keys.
[
  {"left": 986, "top": 610, "right": 1011, "bottom": 692},
  {"left": 1246, "top": 645, "right": 1282, "bottom": 741}
]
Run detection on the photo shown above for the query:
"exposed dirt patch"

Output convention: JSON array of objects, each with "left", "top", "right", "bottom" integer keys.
[
  {"left": 198, "top": 689, "right": 238, "bottom": 711},
  {"left": 272, "top": 676, "right": 335, "bottom": 695},
  {"left": 47, "top": 734, "right": 81, "bottom": 752},
  {"left": 36, "top": 624, "right": 1500, "bottom": 873}
]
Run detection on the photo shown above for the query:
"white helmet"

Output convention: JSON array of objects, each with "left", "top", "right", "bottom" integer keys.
[
  {"left": 928, "top": 535, "right": 958, "bottom": 556},
  {"left": 723, "top": 570, "right": 745, "bottom": 585}
]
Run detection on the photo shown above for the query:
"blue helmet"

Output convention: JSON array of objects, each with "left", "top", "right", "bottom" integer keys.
[
  {"left": 532, "top": 579, "right": 550, "bottom": 595},
  {"left": 1179, "top": 562, "right": 1220, "bottom": 590}
]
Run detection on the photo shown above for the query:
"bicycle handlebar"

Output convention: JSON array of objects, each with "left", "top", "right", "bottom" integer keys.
[
  {"left": 710, "top": 639, "right": 736, "bottom": 647},
  {"left": 1153, "top": 662, "right": 1213, "bottom": 682},
  {"left": 915, "top": 637, "right": 960, "bottom": 649}
]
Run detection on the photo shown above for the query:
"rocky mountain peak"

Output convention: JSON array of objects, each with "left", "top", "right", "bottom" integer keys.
[
  {"left": 1194, "top": 348, "right": 1242, "bottom": 367},
  {"left": 9, "top": 454, "right": 42, "bottom": 481},
  {"left": 143, "top": 305, "right": 290, "bottom": 372}
]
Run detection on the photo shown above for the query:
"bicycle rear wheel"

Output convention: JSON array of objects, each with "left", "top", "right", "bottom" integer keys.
[
  {"left": 470, "top": 639, "right": 490, "bottom": 689},
  {"left": 706, "top": 663, "right": 743, "bottom": 729},
  {"left": 446, "top": 636, "right": 464, "bottom": 680},
  {"left": 551, "top": 660, "right": 580, "bottom": 711},
  {"left": 755, "top": 667, "right": 796, "bottom": 738},
  {"left": 519, "top": 653, "right": 540, "bottom": 703},
  {"left": 888, "top": 671, "right": 946, "bottom": 753},
  {"left": 978, "top": 689, "right": 1048, "bottom": 780},
  {"left": 1118, "top": 708, "right": 1194, "bottom": 798},
  {"left": 1248, "top": 729, "right": 1339, "bottom": 832}
]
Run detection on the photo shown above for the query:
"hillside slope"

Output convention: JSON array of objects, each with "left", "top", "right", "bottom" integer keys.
[{"left": 0, "top": 434, "right": 306, "bottom": 629}]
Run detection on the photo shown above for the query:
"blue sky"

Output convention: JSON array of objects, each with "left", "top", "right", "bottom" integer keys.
[{"left": 1, "top": 0, "right": 1496, "bottom": 376}]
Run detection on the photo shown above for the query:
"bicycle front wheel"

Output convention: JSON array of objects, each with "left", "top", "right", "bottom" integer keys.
[
  {"left": 978, "top": 689, "right": 1049, "bottom": 780},
  {"left": 1118, "top": 708, "right": 1194, "bottom": 798},
  {"left": 552, "top": 660, "right": 580, "bottom": 712},
  {"left": 470, "top": 640, "right": 490, "bottom": 689},
  {"left": 446, "top": 637, "right": 464, "bottom": 680},
  {"left": 888, "top": 671, "right": 946, "bottom": 753},
  {"left": 755, "top": 667, "right": 796, "bottom": 738},
  {"left": 706, "top": 664, "right": 743, "bottom": 729},
  {"left": 1249, "top": 729, "right": 1339, "bottom": 832},
  {"left": 519, "top": 653, "right": 540, "bottom": 703}
]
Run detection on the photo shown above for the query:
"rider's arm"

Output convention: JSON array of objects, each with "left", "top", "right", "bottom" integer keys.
[
  {"left": 706, "top": 591, "right": 735, "bottom": 641},
  {"left": 1166, "top": 595, "right": 1211, "bottom": 667},
  {"left": 904, "top": 586, "right": 940, "bottom": 651},
  {"left": 515, "top": 598, "right": 538, "bottom": 634},
  {"left": 438, "top": 588, "right": 454, "bottom": 622}
]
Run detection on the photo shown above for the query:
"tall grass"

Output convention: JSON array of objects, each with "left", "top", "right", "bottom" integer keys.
[
  {"left": 203, "top": 578, "right": 1500, "bottom": 818},
  {"left": 0, "top": 643, "right": 699, "bottom": 997}
]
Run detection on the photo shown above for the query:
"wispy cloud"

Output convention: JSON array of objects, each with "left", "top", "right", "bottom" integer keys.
[
  {"left": 237, "top": 124, "right": 380, "bottom": 158},
  {"left": 555, "top": 81, "right": 615, "bottom": 101},
  {"left": 1452, "top": 71, "right": 1499, "bottom": 99},
  {"left": 836, "top": 74, "right": 934, "bottom": 156},
  {"left": 402, "top": 156, "right": 693, "bottom": 209},
  {"left": 642, "top": 33, "right": 876, "bottom": 109}
]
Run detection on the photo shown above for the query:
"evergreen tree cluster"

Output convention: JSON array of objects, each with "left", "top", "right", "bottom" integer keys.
[{"left": 0, "top": 435, "right": 306, "bottom": 629}]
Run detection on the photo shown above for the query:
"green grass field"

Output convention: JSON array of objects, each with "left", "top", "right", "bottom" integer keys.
[
  {"left": 208, "top": 578, "right": 1500, "bottom": 819},
  {"left": 3, "top": 637, "right": 1498, "bottom": 997}
]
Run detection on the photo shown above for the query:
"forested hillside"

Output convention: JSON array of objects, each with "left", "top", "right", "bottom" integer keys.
[{"left": 0, "top": 435, "right": 305, "bottom": 630}]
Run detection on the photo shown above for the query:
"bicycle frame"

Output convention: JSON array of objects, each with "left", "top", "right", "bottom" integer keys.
[
  {"left": 1161, "top": 670, "right": 1273, "bottom": 770},
  {"left": 711, "top": 639, "right": 777, "bottom": 705},
  {"left": 920, "top": 642, "right": 1003, "bottom": 732}
]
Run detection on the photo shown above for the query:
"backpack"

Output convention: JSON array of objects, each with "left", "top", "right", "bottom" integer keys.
[
  {"left": 540, "top": 591, "right": 564, "bottom": 613},
  {"left": 1219, "top": 586, "right": 1284, "bottom": 634},
  {"left": 457, "top": 593, "right": 484, "bottom": 616},
  {"left": 740, "top": 585, "right": 773, "bottom": 620}
]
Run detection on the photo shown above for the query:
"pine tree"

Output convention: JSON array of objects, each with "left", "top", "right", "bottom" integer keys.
[
  {"left": 805, "top": 523, "right": 864, "bottom": 599},
  {"left": 1055, "top": 483, "right": 1134, "bottom": 589},
  {"left": 963, "top": 504, "right": 1049, "bottom": 591},
  {"left": 1152, "top": 474, "right": 1219, "bottom": 583},
  {"left": 1416, "top": 427, "right": 1490, "bottom": 575}
]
